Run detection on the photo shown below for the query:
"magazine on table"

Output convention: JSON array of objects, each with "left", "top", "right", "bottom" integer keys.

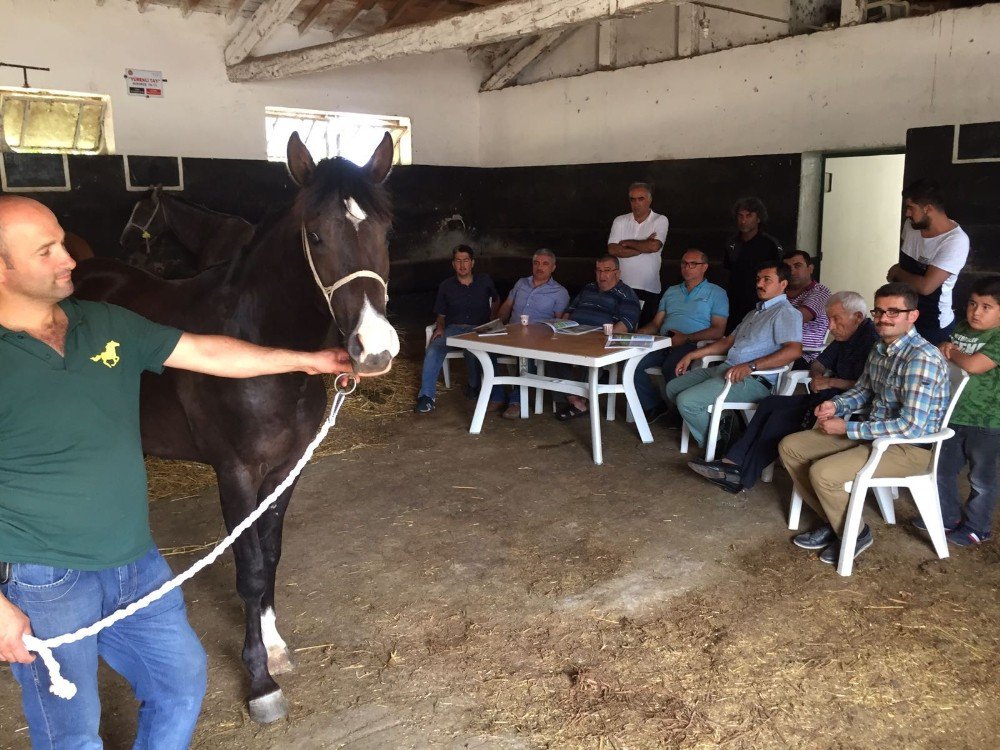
[
  {"left": 472, "top": 319, "right": 508, "bottom": 336},
  {"left": 539, "top": 319, "right": 601, "bottom": 335},
  {"left": 605, "top": 333, "right": 655, "bottom": 349}
]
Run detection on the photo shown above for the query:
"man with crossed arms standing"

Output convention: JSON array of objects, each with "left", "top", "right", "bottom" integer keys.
[{"left": 607, "top": 182, "right": 669, "bottom": 328}]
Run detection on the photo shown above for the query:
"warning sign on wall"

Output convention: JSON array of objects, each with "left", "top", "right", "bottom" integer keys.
[{"left": 125, "top": 69, "right": 164, "bottom": 98}]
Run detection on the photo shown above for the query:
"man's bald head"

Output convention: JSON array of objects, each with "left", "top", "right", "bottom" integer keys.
[{"left": 0, "top": 197, "right": 58, "bottom": 269}]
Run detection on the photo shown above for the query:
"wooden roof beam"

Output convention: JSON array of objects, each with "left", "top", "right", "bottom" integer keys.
[
  {"left": 384, "top": 0, "right": 418, "bottom": 27},
  {"left": 225, "top": 0, "right": 303, "bottom": 66},
  {"left": 228, "top": 0, "right": 678, "bottom": 82},
  {"left": 182, "top": 0, "right": 203, "bottom": 17},
  {"left": 325, "top": 0, "right": 379, "bottom": 39},
  {"left": 481, "top": 29, "right": 574, "bottom": 91},
  {"left": 136, "top": 0, "right": 153, "bottom": 12},
  {"left": 226, "top": 0, "right": 254, "bottom": 24},
  {"left": 298, "top": 0, "right": 336, "bottom": 35}
]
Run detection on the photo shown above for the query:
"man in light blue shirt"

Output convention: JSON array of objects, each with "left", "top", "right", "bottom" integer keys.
[
  {"left": 496, "top": 249, "right": 570, "bottom": 419},
  {"left": 634, "top": 249, "right": 728, "bottom": 421},
  {"left": 665, "top": 263, "right": 803, "bottom": 447}
]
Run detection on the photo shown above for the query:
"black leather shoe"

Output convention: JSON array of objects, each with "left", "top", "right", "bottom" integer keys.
[
  {"left": 703, "top": 474, "right": 743, "bottom": 494},
  {"left": 792, "top": 524, "right": 836, "bottom": 550},
  {"left": 688, "top": 459, "right": 740, "bottom": 482}
]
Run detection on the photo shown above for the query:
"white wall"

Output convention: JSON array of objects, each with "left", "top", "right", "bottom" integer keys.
[
  {"left": 479, "top": 6, "right": 1000, "bottom": 166},
  {"left": 0, "top": 0, "right": 481, "bottom": 165}
]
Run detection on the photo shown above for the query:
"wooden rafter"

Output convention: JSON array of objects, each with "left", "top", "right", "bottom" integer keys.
[
  {"left": 225, "top": 0, "right": 303, "bottom": 66},
  {"left": 226, "top": 0, "right": 254, "bottom": 23},
  {"left": 182, "top": 0, "right": 203, "bottom": 17},
  {"left": 384, "top": 0, "right": 418, "bottom": 27},
  {"left": 481, "top": 29, "right": 575, "bottom": 91},
  {"left": 228, "top": 0, "right": 679, "bottom": 82},
  {"left": 136, "top": 0, "right": 153, "bottom": 12},
  {"left": 298, "top": 0, "right": 335, "bottom": 35},
  {"left": 327, "top": 0, "right": 379, "bottom": 39}
]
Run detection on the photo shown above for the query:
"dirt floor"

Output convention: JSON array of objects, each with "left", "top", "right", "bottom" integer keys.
[{"left": 1, "top": 352, "right": 998, "bottom": 750}]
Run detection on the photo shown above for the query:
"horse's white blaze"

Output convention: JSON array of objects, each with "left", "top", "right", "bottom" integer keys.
[
  {"left": 356, "top": 296, "right": 399, "bottom": 361},
  {"left": 345, "top": 198, "right": 366, "bottom": 230},
  {"left": 261, "top": 608, "right": 287, "bottom": 655}
]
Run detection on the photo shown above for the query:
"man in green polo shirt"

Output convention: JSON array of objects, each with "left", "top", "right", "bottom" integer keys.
[{"left": 0, "top": 196, "right": 357, "bottom": 748}]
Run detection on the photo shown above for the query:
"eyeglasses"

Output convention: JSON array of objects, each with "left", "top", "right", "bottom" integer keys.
[
  {"left": 870, "top": 308, "right": 915, "bottom": 319},
  {"left": 680, "top": 261, "right": 707, "bottom": 267}
]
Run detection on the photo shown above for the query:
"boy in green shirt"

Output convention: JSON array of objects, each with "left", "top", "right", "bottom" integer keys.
[{"left": 932, "top": 275, "right": 1000, "bottom": 546}]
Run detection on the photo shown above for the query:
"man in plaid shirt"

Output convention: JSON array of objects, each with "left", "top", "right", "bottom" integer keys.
[{"left": 778, "top": 283, "right": 950, "bottom": 567}]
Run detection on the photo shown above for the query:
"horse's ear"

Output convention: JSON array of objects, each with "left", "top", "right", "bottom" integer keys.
[
  {"left": 364, "top": 132, "right": 394, "bottom": 184},
  {"left": 287, "top": 132, "right": 315, "bottom": 186}
]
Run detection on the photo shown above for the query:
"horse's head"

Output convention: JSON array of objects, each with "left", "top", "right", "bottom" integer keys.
[
  {"left": 287, "top": 132, "right": 399, "bottom": 376},
  {"left": 120, "top": 188, "right": 199, "bottom": 278}
]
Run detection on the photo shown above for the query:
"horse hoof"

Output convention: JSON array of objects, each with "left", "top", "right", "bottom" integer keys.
[
  {"left": 248, "top": 689, "right": 288, "bottom": 724},
  {"left": 268, "top": 647, "right": 295, "bottom": 675}
]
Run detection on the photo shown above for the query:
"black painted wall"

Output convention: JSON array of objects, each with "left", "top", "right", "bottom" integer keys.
[{"left": 3, "top": 151, "right": 800, "bottom": 299}]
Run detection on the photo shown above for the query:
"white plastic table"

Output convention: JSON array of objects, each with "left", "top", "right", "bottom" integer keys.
[{"left": 447, "top": 324, "right": 672, "bottom": 465}]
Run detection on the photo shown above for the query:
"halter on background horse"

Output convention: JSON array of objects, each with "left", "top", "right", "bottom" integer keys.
[{"left": 72, "top": 132, "right": 400, "bottom": 722}]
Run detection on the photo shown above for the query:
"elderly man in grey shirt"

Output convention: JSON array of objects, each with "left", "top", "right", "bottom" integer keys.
[{"left": 665, "top": 263, "right": 803, "bottom": 447}]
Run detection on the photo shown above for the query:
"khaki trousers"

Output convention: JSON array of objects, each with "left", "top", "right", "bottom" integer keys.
[{"left": 777, "top": 429, "right": 933, "bottom": 534}]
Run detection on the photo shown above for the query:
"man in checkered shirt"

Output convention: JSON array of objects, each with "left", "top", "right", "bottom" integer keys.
[{"left": 778, "top": 283, "right": 950, "bottom": 568}]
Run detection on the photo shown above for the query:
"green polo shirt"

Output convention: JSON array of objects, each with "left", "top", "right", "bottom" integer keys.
[{"left": 0, "top": 299, "right": 182, "bottom": 570}]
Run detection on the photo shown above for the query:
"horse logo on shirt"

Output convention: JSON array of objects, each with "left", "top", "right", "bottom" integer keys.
[{"left": 90, "top": 340, "right": 121, "bottom": 368}]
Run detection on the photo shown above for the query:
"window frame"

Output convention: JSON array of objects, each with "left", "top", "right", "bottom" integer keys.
[
  {"left": 0, "top": 87, "right": 115, "bottom": 156},
  {"left": 264, "top": 106, "right": 411, "bottom": 166}
]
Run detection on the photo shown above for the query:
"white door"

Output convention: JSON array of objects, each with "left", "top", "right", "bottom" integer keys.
[{"left": 819, "top": 154, "right": 906, "bottom": 309}]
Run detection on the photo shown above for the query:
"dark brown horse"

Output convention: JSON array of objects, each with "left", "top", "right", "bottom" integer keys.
[
  {"left": 72, "top": 133, "right": 399, "bottom": 722},
  {"left": 120, "top": 187, "right": 255, "bottom": 278}
]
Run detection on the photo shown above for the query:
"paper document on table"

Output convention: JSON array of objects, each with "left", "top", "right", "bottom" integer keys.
[
  {"left": 472, "top": 319, "right": 508, "bottom": 336},
  {"left": 605, "top": 333, "right": 655, "bottom": 349},
  {"left": 540, "top": 318, "right": 579, "bottom": 332},
  {"left": 557, "top": 325, "right": 602, "bottom": 335}
]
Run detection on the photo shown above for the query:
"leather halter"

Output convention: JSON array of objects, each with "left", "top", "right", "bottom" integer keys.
[
  {"left": 300, "top": 225, "right": 388, "bottom": 325},
  {"left": 122, "top": 195, "right": 164, "bottom": 254}
]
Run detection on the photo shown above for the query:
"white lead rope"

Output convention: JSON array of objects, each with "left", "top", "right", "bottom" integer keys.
[{"left": 22, "top": 375, "right": 357, "bottom": 700}]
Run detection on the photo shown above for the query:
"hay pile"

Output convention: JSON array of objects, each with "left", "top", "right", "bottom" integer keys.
[{"left": 145, "top": 358, "right": 420, "bottom": 501}]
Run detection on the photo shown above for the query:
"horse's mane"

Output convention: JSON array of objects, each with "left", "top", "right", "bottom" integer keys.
[{"left": 296, "top": 156, "right": 392, "bottom": 224}]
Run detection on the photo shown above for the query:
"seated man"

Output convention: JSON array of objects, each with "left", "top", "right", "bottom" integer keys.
[
  {"left": 778, "top": 283, "right": 950, "bottom": 567},
  {"left": 664, "top": 263, "right": 802, "bottom": 446},
  {"left": 689, "top": 291, "right": 877, "bottom": 492},
  {"left": 634, "top": 249, "right": 728, "bottom": 423},
  {"left": 783, "top": 250, "right": 831, "bottom": 366},
  {"left": 495, "top": 248, "right": 570, "bottom": 419},
  {"left": 555, "top": 255, "right": 641, "bottom": 420},
  {"left": 414, "top": 245, "right": 502, "bottom": 413}
]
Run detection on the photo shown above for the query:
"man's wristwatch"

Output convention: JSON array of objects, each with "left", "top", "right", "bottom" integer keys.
[{"left": 749, "top": 362, "right": 758, "bottom": 372}]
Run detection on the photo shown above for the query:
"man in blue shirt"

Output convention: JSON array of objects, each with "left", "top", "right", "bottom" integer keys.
[
  {"left": 414, "top": 245, "right": 501, "bottom": 413},
  {"left": 555, "top": 255, "right": 641, "bottom": 420},
  {"left": 496, "top": 249, "right": 570, "bottom": 419},
  {"left": 665, "top": 263, "right": 803, "bottom": 446},
  {"left": 634, "top": 249, "right": 729, "bottom": 422}
]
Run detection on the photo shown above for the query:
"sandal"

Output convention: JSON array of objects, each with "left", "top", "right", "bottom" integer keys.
[{"left": 555, "top": 404, "right": 589, "bottom": 421}]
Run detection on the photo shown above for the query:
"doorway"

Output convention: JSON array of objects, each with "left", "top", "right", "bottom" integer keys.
[{"left": 818, "top": 154, "right": 906, "bottom": 307}]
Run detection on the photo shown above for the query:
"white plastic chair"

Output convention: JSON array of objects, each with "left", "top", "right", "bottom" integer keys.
[
  {"left": 425, "top": 323, "right": 518, "bottom": 391},
  {"left": 789, "top": 362, "right": 969, "bottom": 577},
  {"left": 679, "top": 356, "right": 792, "bottom": 462}
]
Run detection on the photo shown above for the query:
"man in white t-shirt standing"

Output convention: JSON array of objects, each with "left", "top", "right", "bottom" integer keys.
[
  {"left": 887, "top": 179, "right": 970, "bottom": 344},
  {"left": 608, "top": 182, "right": 670, "bottom": 327}
]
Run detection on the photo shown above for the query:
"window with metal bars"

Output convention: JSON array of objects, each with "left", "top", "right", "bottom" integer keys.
[{"left": 265, "top": 106, "right": 410, "bottom": 166}]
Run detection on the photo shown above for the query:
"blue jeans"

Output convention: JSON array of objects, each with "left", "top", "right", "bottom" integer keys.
[
  {"left": 937, "top": 424, "right": 1000, "bottom": 536},
  {"left": 2, "top": 546, "right": 207, "bottom": 749},
  {"left": 634, "top": 342, "right": 696, "bottom": 410},
  {"left": 418, "top": 324, "right": 504, "bottom": 402}
]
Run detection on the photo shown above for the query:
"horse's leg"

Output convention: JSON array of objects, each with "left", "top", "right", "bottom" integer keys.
[
  {"left": 216, "top": 466, "right": 287, "bottom": 724},
  {"left": 255, "top": 474, "right": 298, "bottom": 676}
]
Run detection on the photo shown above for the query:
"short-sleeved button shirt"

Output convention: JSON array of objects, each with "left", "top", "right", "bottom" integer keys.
[
  {"left": 0, "top": 299, "right": 182, "bottom": 570},
  {"left": 656, "top": 280, "right": 729, "bottom": 336},
  {"left": 507, "top": 276, "right": 570, "bottom": 321},
  {"left": 567, "top": 282, "right": 642, "bottom": 331},
  {"left": 434, "top": 274, "right": 498, "bottom": 327},
  {"left": 727, "top": 294, "right": 803, "bottom": 383},
  {"left": 788, "top": 280, "right": 832, "bottom": 360}
]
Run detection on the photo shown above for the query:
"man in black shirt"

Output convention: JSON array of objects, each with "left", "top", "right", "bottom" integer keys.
[
  {"left": 415, "top": 245, "right": 501, "bottom": 413},
  {"left": 725, "top": 197, "right": 783, "bottom": 333},
  {"left": 688, "top": 291, "right": 878, "bottom": 492}
]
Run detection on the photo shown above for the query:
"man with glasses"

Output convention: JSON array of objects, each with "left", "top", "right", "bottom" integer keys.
[
  {"left": 633, "top": 249, "right": 728, "bottom": 423},
  {"left": 886, "top": 179, "right": 969, "bottom": 344},
  {"left": 778, "top": 283, "right": 950, "bottom": 567},
  {"left": 608, "top": 182, "right": 670, "bottom": 328}
]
